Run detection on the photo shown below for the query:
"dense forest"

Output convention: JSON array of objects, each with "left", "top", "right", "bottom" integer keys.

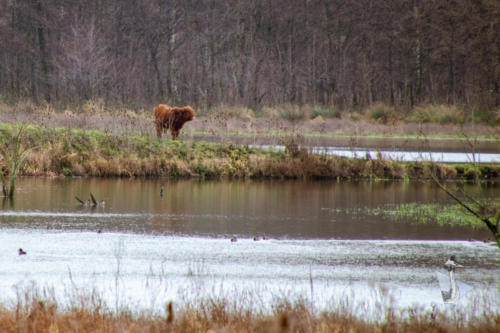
[{"left": 0, "top": 0, "right": 499, "bottom": 111}]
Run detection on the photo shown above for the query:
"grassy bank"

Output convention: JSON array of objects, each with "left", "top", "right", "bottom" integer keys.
[
  {"left": 0, "top": 287, "right": 498, "bottom": 333},
  {"left": 1, "top": 123, "right": 499, "bottom": 181}
]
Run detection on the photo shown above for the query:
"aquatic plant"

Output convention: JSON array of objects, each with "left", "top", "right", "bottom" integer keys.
[
  {"left": 0, "top": 124, "right": 35, "bottom": 199},
  {"left": 433, "top": 179, "right": 500, "bottom": 250},
  {"left": 381, "top": 202, "right": 489, "bottom": 229}
]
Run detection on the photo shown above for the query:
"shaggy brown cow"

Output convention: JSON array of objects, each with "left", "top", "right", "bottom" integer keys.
[{"left": 153, "top": 104, "right": 195, "bottom": 140}]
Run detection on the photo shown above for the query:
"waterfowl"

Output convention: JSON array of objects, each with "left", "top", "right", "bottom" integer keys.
[
  {"left": 253, "top": 236, "right": 261, "bottom": 241},
  {"left": 441, "top": 255, "right": 463, "bottom": 303},
  {"left": 90, "top": 192, "right": 105, "bottom": 207},
  {"left": 230, "top": 237, "right": 238, "bottom": 242},
  {"left": 160, "top": 187, "right": 164, "bottom": 197},
  {"left": 18, "top": 248, "right": 27, "bottom": 255},
  {"left": 75, "top": 196, "right": 91, "bottom": 206}
]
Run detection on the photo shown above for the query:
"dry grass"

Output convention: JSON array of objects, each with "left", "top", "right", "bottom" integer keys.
[
  {"left": 1, "top": 99, "right": 499, "bottom": 182},
  {"left": 408, "top": 104, "right": 464, "bottom": 124},
  {"left": 1, "top": 123, "right": 499, "bottom": 181},
  {"left": 365, "top": 103, "right": 399, "bottom": 124},
  {"left": 2, "top": 100, "right": 500, "bottom": 140},
  {"left": 0, "top": 286, "right": 498, "bottom": 333}
]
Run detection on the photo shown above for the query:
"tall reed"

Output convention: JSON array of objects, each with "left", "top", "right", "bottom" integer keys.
[{"left": 0, "top": 124, "right": 34, "bottom": 199}]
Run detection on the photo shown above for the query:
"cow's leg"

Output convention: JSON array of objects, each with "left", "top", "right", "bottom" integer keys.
[
  {"left": 170, "top": 129, "right": 179, "bottom": 140},
  {"left": 155, "top": 121, "right": 163, "bottom": 138}
]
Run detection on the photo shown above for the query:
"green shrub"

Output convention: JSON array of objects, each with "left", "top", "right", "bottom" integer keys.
[
  {"left": 62, "top": 167, "right": 73, "bottom": 177},
  {"left": 367, "top": 103, "right": 396, "bottom": 123},
  {"left": 278, "top": 105, "right": 308, "bottom": 121},
  {"left": 408, "top": 105, "right": 464, "bottom": 124},
  {"left": 468, "top": 108, "right": 495, "bottom": 124},
  {"left": 310, "top": 105, "right": 340, "bottom": 119}
]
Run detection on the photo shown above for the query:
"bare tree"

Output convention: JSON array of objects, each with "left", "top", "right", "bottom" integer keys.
[
  {"left": 53, "top": 18, "right": 112, "bottom": 103},
  {"left": 0, "top": 0, "right": 499, "bottom": 111}
]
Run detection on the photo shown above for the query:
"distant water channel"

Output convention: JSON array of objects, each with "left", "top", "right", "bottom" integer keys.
[
  {"left": 191, "top": 134, "right": 500, "bottom": 163},
  {"left": 1, "top": 178, "right": 498, "bottom": 314}
]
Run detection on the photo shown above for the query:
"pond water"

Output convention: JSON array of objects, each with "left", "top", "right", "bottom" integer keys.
[
  {"left": 254, "top": 145, "right": 500, "bottom": 163},
  {"left": 0, "top": 178, "right": 499, "bottom": 314},
  {"left": 191, "top": 134, "right": 500, "bottom": 163}
]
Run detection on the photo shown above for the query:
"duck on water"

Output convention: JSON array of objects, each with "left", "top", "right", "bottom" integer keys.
[{"left": 75, "top": 192, "right": 105, "bottom": 207}]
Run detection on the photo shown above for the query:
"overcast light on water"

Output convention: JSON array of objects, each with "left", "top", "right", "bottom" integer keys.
[
  {"left": 0, "top": 178, "right": 499, "bottom": 315},
  {"left": 253, "top": 145, "right": 500, "bottom": 163}
]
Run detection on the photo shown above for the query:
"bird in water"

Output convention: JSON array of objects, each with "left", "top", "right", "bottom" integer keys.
[
  {"left": 230, "top": 237, "right": 238, "bottom": 242},
  {"left": 18, "top": 248, "right": 27, "bottom": 255},
  {"left": 75, "top": 196, "right": 91, "bottom": 206},
  {"left": 441, "top": 255, "right": 463, "bottom": 303},
  {"left": 160, "top": 187, "right": 164, "bottom": 197},
  {"left": 90, "top": 192, "right": 105, "bottom": 207},
  {"left": 76, "top": 193, "right": 105, "bottom": 207}
]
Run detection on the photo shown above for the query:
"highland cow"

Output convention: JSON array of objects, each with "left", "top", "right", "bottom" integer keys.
[{"left": 153, "top": 104, "right": 195, "bottom": 140}]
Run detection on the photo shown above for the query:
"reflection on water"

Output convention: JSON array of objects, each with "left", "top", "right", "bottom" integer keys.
[
  {"left": 0, "top": 177, "right": 496, "bottom": 240},
  {"left": 1, "top": 178, "right": 498, "bottom": 313}
]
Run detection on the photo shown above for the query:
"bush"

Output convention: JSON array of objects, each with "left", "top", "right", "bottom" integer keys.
[
  {"left": 366, "top": 103, "right": 396, "bottom": 123},
  {"left": 493, "top": 109, "right": 500, "bottom": 125},
  {"left": 62, "top": 167, "right": 73, "bottom": 177},
  {"left": 80, "top": 98, "right": 107, "bottom": 115},
  {"left": 278, "top": 105, "right": 309, "bottom": 121},
  {"left": 310, "top": 105, "right": 340, "bottom": 119},
  {"left": 468, "top": 108, "right": 496, "bottom": 124},
  {"left": 13, "top": 100, "right": 38, "bottom": 114},
  {"left": 408, "top": 105, "right": 464, "bottom": 124}
]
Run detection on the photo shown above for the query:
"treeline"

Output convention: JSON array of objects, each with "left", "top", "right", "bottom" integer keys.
[{"left": 0, "top": 0, "right": 499, "bottom": 111}]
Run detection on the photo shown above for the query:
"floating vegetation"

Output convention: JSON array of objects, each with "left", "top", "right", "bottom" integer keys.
[
  {"left": 323, "top": 200, "right": 500, "bottom": 229},
  {"left": 382, "top": 202, "right": 488, "bottom": 228}
]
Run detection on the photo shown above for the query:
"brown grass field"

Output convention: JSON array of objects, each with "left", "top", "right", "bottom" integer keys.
[
  {"left": 1, "top": 101, "right": 500, "bottom": 140},
  {"left": 0, "top": 285, "right": 498, "bottom": 333}
]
